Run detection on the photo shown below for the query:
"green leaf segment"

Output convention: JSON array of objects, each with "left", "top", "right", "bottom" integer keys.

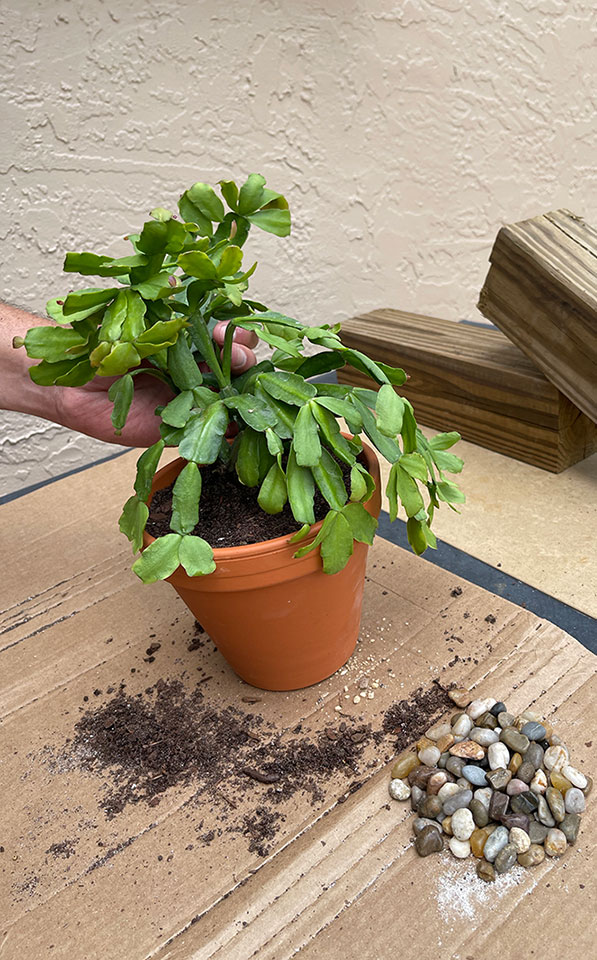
[{"left": 18, "top": 174, "right": 465, "bottom": 584}]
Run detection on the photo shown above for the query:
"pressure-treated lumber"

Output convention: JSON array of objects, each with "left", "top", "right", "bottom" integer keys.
[
  {"left": 337, "top": 308, "right": 597, "bottom": 472},
  {"left": 478, "top": 209, "right": 597, "bottom": 422}
]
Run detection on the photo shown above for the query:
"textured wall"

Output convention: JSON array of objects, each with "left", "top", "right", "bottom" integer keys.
[{"left": 1, "top": 0, "right": 596, "bottom": 496}]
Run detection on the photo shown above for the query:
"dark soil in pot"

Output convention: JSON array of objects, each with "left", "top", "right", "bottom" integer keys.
[{"left": 146, "top": 458, "right": 353, "bottom": 547}]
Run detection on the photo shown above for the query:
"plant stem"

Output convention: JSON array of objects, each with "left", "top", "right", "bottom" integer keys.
[
  {"left": 221, "top": 319, "right": 238, "bottom": 384},
  {"left": 188, "top": 309, "right": 227, "bottom": 389}
]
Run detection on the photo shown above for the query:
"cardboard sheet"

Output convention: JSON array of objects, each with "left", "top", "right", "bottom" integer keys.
[{"left": 1, "top": 453, "right": 595, "bottom": 959}]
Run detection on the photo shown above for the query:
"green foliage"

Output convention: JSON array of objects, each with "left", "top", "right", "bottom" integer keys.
[{"left": 17, "top": 173, "right": 465, "bottom": 584}]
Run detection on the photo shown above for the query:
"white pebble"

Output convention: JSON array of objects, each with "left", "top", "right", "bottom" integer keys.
[
  {"left": 474, "top": 787, "right": 492, "bottom": 810},
  {"left": 530, "top": 769, "right": 548, "bottom": 795},
  {"left": 544, "top": 745, "right": 569, "bottom": 772},
  {"left": 466, "top": 697, "right": 496, "bottom": 720},
  {"left": 451, "top": 807, "right": 475, "bottom": 841},
  {"left": 487, "top": 742, "right": 510, "bottom": 770},
  {"left": 469, "top": 727, "right": 500, "bottom": 746},
  {"left": 451, "top": 715, "right": 473, "bottom": 737},
  {"left": 565, "top": 787, "right": 586, "bottom": 814},
  {"left": 426, "top": 721, "right": 451, "bottom": 742},
  {"left": 509, "top": 827, "right": 531, "bottom": 854},
  {"left": 438, "top": 782, "right": 462, "bottom": 803},
  {"left": 418, "top": 745, "right": 441, "bottom": 766},
  {"left": 448, "top": 837, "right": 471, "bottom": 859},
  {"left": 562, "top": 764, "right": 587, "bottom": 789},
  {"left": 389, "top": 778, "right": 411, "bottom": 801}
]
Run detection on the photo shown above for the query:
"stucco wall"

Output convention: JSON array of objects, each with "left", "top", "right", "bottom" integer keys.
[{"left": 1, "top": 0, "right": 595, "bottom": 496}]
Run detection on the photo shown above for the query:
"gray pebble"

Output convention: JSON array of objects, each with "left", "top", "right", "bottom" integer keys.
[
  {"left": 486, "top": 768, "right": 512, "bottom": 791},
  {"left": 528, "top": 821, "right": 549, "bottom": 844},
  {"left": 516, "top": 761, "right": 536, "bottom": 784},
  {"left": 489, "top": 791, "right": 509, "bottom": 820},
  {"left": 565, "top": 787, "right": 586, "bottom": 814},
  {"left": 442, "top": 789, "right": 473, "bottom": 816},
  {"left": 446, "top": 756, "right": 466, "bottom": 777},
  {"left": 510, "top": 791, "right": 539, "bottom": 815},
  {"left": 462, "top": 765, "right": 488, "bottom": 786},
  {"left": 470, "top": 727, "right": 500, "bottom": 746},
  {"left": 412, "top": 817, "right": 442, "bottom": 836},
  {"left": 537, "top": 795, "right": 556, "bottom": 827},
  {"left": 410, "top": 784, "right": 425, "bottom": 812},
  {"left": 546, "top": 787, "right": 566, "bottom": 823},
  {"left": 560, "top": 813, "right": 581, "bottom": 844},
  {"left": 470, "top": 798, "right": 489, "bottom": 827},
  {"left": 494, "top": 842, "right": 518, "bottom": 874},
  {"left": 523, "top": 741, "right": 544, "bottom": 770},
  {"left": 497, "top": 711, "right": 515, "bottom": 728},
  {"left": 500, "top": 727, "right": 530, "bottom": 754},
  {"left": 520, "top": 721, "right": 547, "bottom": 741},
  {"left": 415, "top": 825, "right": 444, "bottom": 856},
  {"left": 483, "top": 825, "right": 509, "bottom": 862},
  {"left": 419, "top": 796, "right": 443, "bottom": 819}
]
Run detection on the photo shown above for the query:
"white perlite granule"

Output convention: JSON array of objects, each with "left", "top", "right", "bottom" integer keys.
[{"left": 435, "top": 853, "right": 537, "bottom": 921}]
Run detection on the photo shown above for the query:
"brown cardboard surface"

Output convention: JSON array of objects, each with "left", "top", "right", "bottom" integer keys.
[{"left": 1, "top": 455, "right": 595, "bottom": 960}]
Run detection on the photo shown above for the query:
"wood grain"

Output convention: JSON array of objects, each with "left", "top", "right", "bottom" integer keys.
[
  {"left": 478, "top": 209, "right": 597, "bottom": 421},
  {"left": 337, "top": 308, "right": 597, "bottom": 472}
]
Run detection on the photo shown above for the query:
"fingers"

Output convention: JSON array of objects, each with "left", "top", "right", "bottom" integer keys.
[
  {"left": 229, "top": 342, "right": 255, "bottom": 374},
  {"left": 213, "top": 320, "right": 258, "bottom": 350}
]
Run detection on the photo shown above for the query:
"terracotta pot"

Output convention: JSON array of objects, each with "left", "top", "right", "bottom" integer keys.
[{"left": 143, "top": 439, "right": 381, "bottom": 691}]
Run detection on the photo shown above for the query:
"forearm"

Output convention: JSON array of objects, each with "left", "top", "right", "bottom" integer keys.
[{"left": 0, "top": 302, "right": 60, "bottom": 421}]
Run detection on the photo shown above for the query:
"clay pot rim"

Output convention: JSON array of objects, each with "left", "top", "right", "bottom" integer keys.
[{"left": 144, "top": 435, "right": 380, "bottom": 562}]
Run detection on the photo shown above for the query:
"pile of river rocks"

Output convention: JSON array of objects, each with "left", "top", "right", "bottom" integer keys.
[{"left": 388, "top": 689, "right": 591, "bottom": 882}]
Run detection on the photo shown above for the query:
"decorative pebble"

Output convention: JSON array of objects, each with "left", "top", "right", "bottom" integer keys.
[
  {"left": 524, "top": 742, "right": 544, "bottom": 770},
  {"left": 510, "top": 791, "right": 539, "bottom": 815},
  {"left": 486, "top": 768, "right": 512, "bottom": 791},
  {"left": 476, "top": 711, "right": 499, "bottom": 731},
  {"left": 564, "top": 787, "right": 586, "bottom": 814},
  {"left": 419, "top": 796, "right": 443, "bottom": 819},
  {"left": 456, "top": 777, "right": 470, "bottom": 789},
  {"left": 506, "top": 778, "right": 529, "bottom": 796},
  {"left": 445, "top": 756, "right": 466, "bottom": 777},
  {"left": 544, "top": 828, "right": 567, "bottom": 858},
  {"left": 530, "top": 769, "right": 548, "bottom": 795},
  {"left": 418, "top": 745, "right": 441, "bottom": 767},
  {"left": 528, "top": 821, "right": 549, "bottom": 844},
  {"left": 470, "top": 798, "right": 489, "bottom": 827},
  {"left": 537, "top": 795, "right": 556, "bottom": 827},
  {"left": 425, "top": 721, "right": 451, "bottom": 742},
  {"left": 448, "top": 688, "right": 472, "bottom": 708},
  {"left": 545, "top": 787, "right": 566, "bottom": 823},
  {"left": 509, "top": 827, "right": 531, "bottom": 854},
  {"left": 412, "top": 817, "right": 442, "bottom": 836},
  {"left": 516, "top": 760, "right": 536, "bottom": 784},
  {"left": 543, "top": 745, "right": 568, "bottom": 772},
  {"left": 389, "top": 778, "right": 411, "bottom": 801},
  {"left": 559, "top": 813, "right": 581, "bottom": 845},
  {"left": 518, "top": 843, "right": 545, "bottom": 868},
  {"left": 442, "top": 789, "right": 473, "bottom": 816},
  {"left": 488, "top": 791, "right": 509, "bottom": 821},
  {"left": 435, "top": 733, "right": 455, "bottom": 753},
  {"left": 497, "top": 711, "right": 515, "bottom": 728},
  {"left": 476, "top": 859, "right": 496, "bottom": 882},
  {"left": 483, "top": 825, "right": 509, "bottom": 862},
  {"left": 487, "top": 742, "right": 510, "bottom": 770},
  {"left": 437, "top": 782, "right": 461, "bottom": 804},
  {"left": 494, "top": 842, "right": 518, "bottom": 874},
  {"left": 582, "top": 774, "right": 593, "bottom": 797},
  {"left": 408, "top": 765, "right": 437, "bottom": 788},
  {"left": 490, "top": 701, "right": 507, "bottom": 717},
  {"left": 415, "top": 825, "right": 444, "bottom": 856},
  {"left": 448, "top": 837, "right": 471, "bottom": 859},
  {"left": 469, "top": 727, "right": 499, "bottom": 746},
  {"left": 499, "top": 812, "right": 529, "bottom": 832},
  {"left": 391, "top": 754, "right": 419, "bottom": 780},
  {"left": 441, "top": 815, "right": 453, "bottom": 836},
  {"left": 473, "top": 787, "right": 492, "bottom": 810},
  {"left": 549, "top": 769, "right": 572, "bottom": 793},
  {"left": 467, "top": 697, "right": 497, "bottom": 720},
  {"left": 410, "top": 785, "right": 425, "bottom": 811},
  {"left": 520, "top": 721, "right": 547, "bottom": 741},
  {"left": 500, "top": 727, "right": 530, "bottom": 754},
  {"left": 562, "top": 764, "right": 587, "bottom": 790},
  {"left": 426, "top": 771, "right": 449, "bottom": 795},
  {"left": 508, "top": 752, "right": 523, "bottom": 775},
  {"left": 449, "top": 740, "right": 485, "bottom": 760},
  {"left": 462, "top": 765, "right": 488, "bottom": 787},
  {"left": 470, "top": 826, "right": 491, "bottom": 857},
  {"left": 451, "top": 807, "right": 475, "bottom": 841}
]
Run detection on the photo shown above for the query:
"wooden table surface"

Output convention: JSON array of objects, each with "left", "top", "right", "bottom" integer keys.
[{"left": 1, "top": 454, "right": 595, "bottom": 960}]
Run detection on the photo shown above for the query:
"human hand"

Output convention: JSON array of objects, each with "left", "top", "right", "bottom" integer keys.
[{"left": 1, "top": 304, "right": 258, "bottom": 447}]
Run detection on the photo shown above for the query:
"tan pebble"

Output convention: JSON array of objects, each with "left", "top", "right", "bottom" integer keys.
[
  {"left": 518, "top": 843, "right": 545, "bottom": 868},
  {"left": 549, "top": 770, "right": 572, "bottom": 794},
  {"left": 583, "top": 775, "right": 593, "bottom": 797},
  {"left": 425, "top": 722, "right": 452, "bottom": 742},
  {"left": 435, "top": 733, "right": 455, "bottom": 753},
  {"left": 544, "top": 828, "right": 567, "bottom": 857},
  {"left": 391, "top": 753, "right": 419, "bottom": 780},
  {"left": 509, "top": 827, "right": 531, "bottom": 854},
  {"left": 416, "top": 735, "right": 435, "bottom": 752},
  {"left": 470, "top": 827, "right": 491, "bottom": 858},
  {"left": 427, "top": 771, "right": 449, "bottom": 795},
  {"left": 542, "top": 720, "right": 553, "bottom": 739},
  {"left": 448, "top": 688, "right": 473, "bottom": 708},
  {"left": 448, "top": 740, "right": 485, "bottom": 760},
  {"left": 508, "top": 752, "right": 522, "bottom": 774},
  {"left": 442, "top": 815, "right": 453, "bottom": 836},
  {"left": 549, "top": 733, "right": 565, "bottom": 746}
]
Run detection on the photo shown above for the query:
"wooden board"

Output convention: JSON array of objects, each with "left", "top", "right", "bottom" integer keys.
[
  {"left": 336, "top": 308, "right": 597, "bottom": 472},
  {"left": 1, "top": 453, "right": 595, "bottom": 960},
  {"left": 478, "top": 209, "right": 597, "bottom": 422}
]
